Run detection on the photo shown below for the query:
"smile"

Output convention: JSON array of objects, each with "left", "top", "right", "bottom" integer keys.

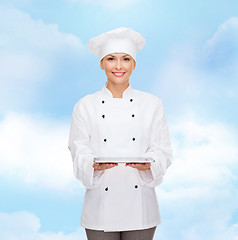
[{"left": 112, "top": 72, "right": 125, "bottom": 77}]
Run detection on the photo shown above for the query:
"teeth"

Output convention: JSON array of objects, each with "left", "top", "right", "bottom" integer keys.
[{"left": 113, "top": 72, "right": 124, "bottom": 76}]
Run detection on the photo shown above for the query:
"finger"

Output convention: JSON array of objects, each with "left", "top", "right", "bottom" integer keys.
[{"left": 93, "top": 163, "right": 98, "bottom": 169}]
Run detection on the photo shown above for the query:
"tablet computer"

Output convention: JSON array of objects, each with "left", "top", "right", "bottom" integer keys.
[{"left": 93, "top": 157, "right": 155, "bottom": 163}]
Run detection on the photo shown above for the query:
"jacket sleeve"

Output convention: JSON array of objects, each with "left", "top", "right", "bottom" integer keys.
[
  {"left": 68, "top": 101, "right": 104, "bottom": 189},
  {"left": 138, "top": 100, "right": 172, "bottom": 187}
]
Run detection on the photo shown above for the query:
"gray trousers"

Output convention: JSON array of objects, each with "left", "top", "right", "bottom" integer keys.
[{"left": 85, "top": 226, "right": 157, "bottom": 240}]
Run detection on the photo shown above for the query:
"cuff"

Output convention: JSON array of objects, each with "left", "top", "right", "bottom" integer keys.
[{"left": 138, "top": 168, "right": 154, "bottom": 185}]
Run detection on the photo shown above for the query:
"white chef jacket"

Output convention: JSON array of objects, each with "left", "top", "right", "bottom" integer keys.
[{"left": 68, "top": 81, "right": 172, "bottom": 232}]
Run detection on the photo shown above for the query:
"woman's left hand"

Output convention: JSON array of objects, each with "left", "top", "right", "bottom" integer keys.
[{"left": 125, "top": 162, "right": 151, "bottom": 171}]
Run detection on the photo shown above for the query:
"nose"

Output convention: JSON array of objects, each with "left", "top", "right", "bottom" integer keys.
[{"left": 115, "top": 59, "right": 122, "bottom": 70}]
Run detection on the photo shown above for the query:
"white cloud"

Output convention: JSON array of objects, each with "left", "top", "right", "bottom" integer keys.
[
  {"left": 70, "top": 0, "right": 141, "bottom": 10},
  {"left": 155, "top": 17, "right": 238, "bottom": 188},
  {"left": 0, "top": 211, "right": 86, "bottom": 240},
  {"left": 0, "top": 0, "right": 32, "bottom": 7},
  {"left": 203, "top": 17, "right": 238, "bottom": 72},
  {"left": 153, "top": 120, "right": 238, "bottom": 240},
  {"left": 0, "top": 111, "right": 78, "bottom": 190},
  {"left": 153, "top": 17, "right": 238, "bottom": 113},
  {"left": 154, "top": 49, "right": 203, "bottom": 104},
  {"left": 163, "top": 120, "right": 238, "bottom": 201},
  {"left": 0, "top": 5, "right": 82, "bottom": 53},
  {"left": 167, "top": 121, "right": 238, "bottom": 186},
  {"left": 0, "top": 5, "right": 84, "bottom": 112}
]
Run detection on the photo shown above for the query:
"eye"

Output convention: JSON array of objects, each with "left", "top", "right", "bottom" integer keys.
[
  {"left": 123, "top": 57, "right": 130, "bottom": 61},
  {"left": 107, "top": 57, "right": 114, "bottom": 61}
]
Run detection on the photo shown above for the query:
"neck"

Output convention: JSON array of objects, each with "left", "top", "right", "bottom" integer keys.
[{"left": 106, "top": 81, "right": 129, "bottom": 98}]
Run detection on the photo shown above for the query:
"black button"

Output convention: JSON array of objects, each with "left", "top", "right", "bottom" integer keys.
[
  {"left": 132, "top": 114, "right": 135, "bottom": 117},
  {"left": 105, "top": 187, "right": 108, "bottom": 191},
  {"left": 102, "top": 114, "right": 105, "bottom": 118},
  {"left": 104, "top": 139, "right": 107, "bottom": 142},
  {"left": 130, "top": 99, "right": 133, "bottom": 102},
  {"left": 102, "top": 100, "right": 105, "bottom": 104},
  {"left": 132, "top": 138, "right": 135, "bottom": 141},
  {"left": 135, "top": 185, "right": 138, "bottom": 188}
]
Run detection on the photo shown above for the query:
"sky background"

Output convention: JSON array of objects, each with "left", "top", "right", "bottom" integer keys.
[{"left": 0, "top": 0, "right": 238, "bottom": 239}]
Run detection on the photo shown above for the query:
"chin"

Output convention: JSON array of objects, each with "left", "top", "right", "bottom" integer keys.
[{"left": 110, "top": 80, "right": 129, "bottom": 85}]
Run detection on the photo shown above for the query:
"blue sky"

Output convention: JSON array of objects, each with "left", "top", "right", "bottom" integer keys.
[{"left": 0, "top": 0, "right": 238, "bottom": 239}]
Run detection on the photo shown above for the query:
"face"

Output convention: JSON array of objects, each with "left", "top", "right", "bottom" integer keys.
[{"left": 100, "top": 53, "right": 136, "bottom": 86}]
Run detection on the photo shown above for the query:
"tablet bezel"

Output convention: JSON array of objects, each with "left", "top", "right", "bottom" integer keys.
[{"left": 93, "top": 157, "right": 155, "bottom": 163}]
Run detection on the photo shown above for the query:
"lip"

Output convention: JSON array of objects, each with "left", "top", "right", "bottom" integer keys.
[{"left": 112, "top": 72, "right": 125, "bottom": 77}]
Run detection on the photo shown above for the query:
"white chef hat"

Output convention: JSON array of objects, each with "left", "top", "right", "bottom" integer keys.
[{"left": 88, "top": 27, "right": 145, "bottom": 61}]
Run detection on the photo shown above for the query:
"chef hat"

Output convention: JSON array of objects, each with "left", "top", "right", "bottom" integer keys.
[{"left": 88, "top": 27, "right": 145, "bottom": 61}]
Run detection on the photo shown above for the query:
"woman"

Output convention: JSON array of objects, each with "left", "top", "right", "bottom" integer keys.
[{"left": 68, "top": 27, "right": 172, "bottom": 240}]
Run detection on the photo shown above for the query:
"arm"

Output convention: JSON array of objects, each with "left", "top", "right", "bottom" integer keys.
[
  {"left": 68, "top": 101, "right": 104, "bottom": 189},
  {"left": 138, "top": 100, "right": 173, "bottom": 187}
]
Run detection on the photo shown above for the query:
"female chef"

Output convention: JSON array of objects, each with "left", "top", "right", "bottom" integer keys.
[{"left": 68, "top": 27, "right": 173, "bottom": 240}]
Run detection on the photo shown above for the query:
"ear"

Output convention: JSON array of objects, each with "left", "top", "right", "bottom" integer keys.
[
  {"left": 100, "top": 59, "right": 104, "bottom": 70},
  {"left": 132, "top": 59, "right": 136, "bottom": 70}
]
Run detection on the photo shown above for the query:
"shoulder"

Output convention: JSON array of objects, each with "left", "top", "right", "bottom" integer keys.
[
  {"left": 71, "top": 91, "right": 101, "bottom": 119},
  {"left": 74, "top": 90, "right": 100, "bottom": 109},
  {"left": 133, "top": 88, "right": 163, "bottom": 107}
]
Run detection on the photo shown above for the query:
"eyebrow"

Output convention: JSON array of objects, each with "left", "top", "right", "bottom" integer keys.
[{"left": 107, "top": 54, "right": 130, "bottom": 57}]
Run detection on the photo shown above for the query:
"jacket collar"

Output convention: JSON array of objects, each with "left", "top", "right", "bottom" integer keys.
[{"left": 102, "top": 81, "right": 133, "bottom": 99}]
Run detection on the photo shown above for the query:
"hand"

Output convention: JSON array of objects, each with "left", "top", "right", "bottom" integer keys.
[
  {"left": 125, "top": 162, "right": 151, "bottom": 171},
  {"left": 93, "top": 162, "right": 118, "bottom": 171}
]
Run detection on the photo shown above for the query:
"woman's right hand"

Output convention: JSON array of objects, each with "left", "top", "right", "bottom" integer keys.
[{"left": 93, "top": 162, "right": 118, "bottom": 171}]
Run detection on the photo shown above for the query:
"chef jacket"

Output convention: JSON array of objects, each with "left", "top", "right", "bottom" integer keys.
[{"left": 68, "top": 81, "right": 172, "bottom": 232}]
